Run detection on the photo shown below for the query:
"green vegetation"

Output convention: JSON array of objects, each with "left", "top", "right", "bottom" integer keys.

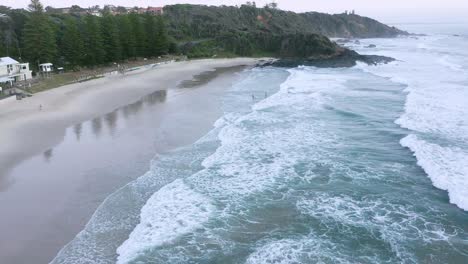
[
  {"left": 0, "top": 0, "right": 171, "bottom": 71},
  {"left": 0, "top": 1, "right": 405, "bottom": 71},
  {"left": 23, "top": 0, "right": 57, "bottom": 66},
  {"left": 164, "top": 4, "right": 405, "bottom": 59}
]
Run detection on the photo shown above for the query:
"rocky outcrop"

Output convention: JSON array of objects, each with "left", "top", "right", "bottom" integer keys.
[{"left": 263, "top": 49, "right": 395, "bottom": 68}]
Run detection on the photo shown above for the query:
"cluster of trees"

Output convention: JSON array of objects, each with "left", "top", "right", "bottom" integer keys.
[
  {"left": 165, "top": 4, "right": 339, "bottom": 58},
  {"left": 244, "top": 1, "right": 278, "bottom": 9},
  {"left": 1, "top": 0, "right": 172, "bottom": 70},
  {"left": 164, "top": 4, "right": 404, "bottom": 45},
  {"left": 214, "top": 31, "right": 337, "bottom": 58},
  {"left": 1, "top": 1, "right": 405, "bottom": 70}
]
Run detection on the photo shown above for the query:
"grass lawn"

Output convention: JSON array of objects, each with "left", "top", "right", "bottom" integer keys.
[
  {"left": 27, "top": 73, "right": 80, "bottom": 93},
  {"left": 24, "top": 57, "right": 181, "bottom": 94}
]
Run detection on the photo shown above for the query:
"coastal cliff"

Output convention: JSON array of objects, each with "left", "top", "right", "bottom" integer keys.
[
  {"left": 164, "top": 4, "right": 404, "bottom": 63},
  {"left": 0, "top": 3, "right": 403, "bottom": 71}
]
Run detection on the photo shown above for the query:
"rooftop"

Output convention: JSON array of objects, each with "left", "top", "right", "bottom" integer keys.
[{"left": 0, "top": 57, "right": 19, "bottom": 66}]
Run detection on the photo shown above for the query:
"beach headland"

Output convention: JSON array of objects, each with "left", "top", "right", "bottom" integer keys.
[{"left": 0, "top": 58, "right": 261, "bottom": 264}]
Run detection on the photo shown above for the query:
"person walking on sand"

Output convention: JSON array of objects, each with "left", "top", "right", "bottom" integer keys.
[
  {"left": 39, "top": 104, "right": 42, "bottom": 111},
  {"left": 252, "top": 94, "right": 255, "bottom": 101}
]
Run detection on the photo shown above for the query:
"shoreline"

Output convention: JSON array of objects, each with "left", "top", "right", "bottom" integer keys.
[
  {"left": 0, "top": 58, "right": 260, "bottom": 185},
  {"left": 0, "top": 58, "right": 259, "bottom": 264}
]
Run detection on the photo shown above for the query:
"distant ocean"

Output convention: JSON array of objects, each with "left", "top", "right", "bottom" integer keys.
[{"left": 52, "top": 23, "right": 468, "bottom": 264}]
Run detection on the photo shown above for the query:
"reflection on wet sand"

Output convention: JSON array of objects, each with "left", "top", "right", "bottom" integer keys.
[
  {"left": 43, "top": 149, "right": 54, "bottom": 163},
  {"left": 92, "top": 117, "right": 103, "bottom": 138},
  {"left": 0, "top": 90, "right": 170, "bottom": 192},
  {"left": 144, "top": 90, "right": 167, "bottom": 106},
  {"left": 179, "top": 66, "right": 246, "bottom": 88},
  {"left": 73, "top": 123, "right": 82, "bottom": 142},
  {"left": 74, "top": 90, "right": 169, "bottom": 140},
  {"left": 104, "top": 111, "right": 118, "bottom": 136}
]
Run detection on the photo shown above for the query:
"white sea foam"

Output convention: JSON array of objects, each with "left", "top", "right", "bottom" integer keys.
[
  {"left": 401, "top": 135, "right": 468, "bottom": 210},
  {"left": 437, "top": 55, "right": 464, "bottom": 72},
  {"left": 191, "top": 67, "right": 348, "bottom": 201},
  {"left": 86, "top": 35, "right": 468, "bottom": 263},
  {"left": 116, "top": 179, "right": 215, "bottom": 264},
  {"left": 354, "top": 36, "right": 468, "bottom": 211},
  {"left": 296, "top": 193, "right": 457, "bottom": 261},
  {"left": 245, "top": 236, "right": 382, "bottom": 264},
  {"left": 245, "top": 238, "right": 349, "bottom": 264},
  {"left": 114, "top": 68, "right": 295, "bottom": 262},
  {"left": 245, "top": 239, "right": 305, "bottom": 264}
]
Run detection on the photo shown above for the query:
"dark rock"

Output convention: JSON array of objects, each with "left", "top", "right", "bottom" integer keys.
[
  {"left": 336, "top": 39, "right": 352, "bottom": 44},
  {"left": 261, "top": 49, "right": 394, "bottom": 68}
]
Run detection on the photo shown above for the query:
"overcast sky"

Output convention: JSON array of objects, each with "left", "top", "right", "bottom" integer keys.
[{"left": 3, "top": 0, "right": 468, "bottom": 23}]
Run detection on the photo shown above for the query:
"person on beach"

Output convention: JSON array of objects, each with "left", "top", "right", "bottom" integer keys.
[
  {"left": 39, "top": 104, "right": 42, "bottom": 111},
  {"left": 252, "top": 94, "right": 255, "bottom": 101}
]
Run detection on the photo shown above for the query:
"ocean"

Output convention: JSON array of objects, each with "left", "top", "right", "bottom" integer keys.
[{"left": 51, "top": 24, "right": 468, "bottom": 263}]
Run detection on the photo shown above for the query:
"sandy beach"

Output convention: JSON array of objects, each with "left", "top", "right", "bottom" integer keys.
[{"left": 0, "top": 58, "right": 260, "bottom": 264}]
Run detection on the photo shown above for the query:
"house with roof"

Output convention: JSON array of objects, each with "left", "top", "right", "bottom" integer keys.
[
  {"left": 133, "top": 6, "right": 164, "bottom": 15},
  {"left": 39, "top": 63, "right": 54, "bottom": 73},
  {"left": 0, "top": 57, "right": 33, "bottom": 85},
  {"left": 147, "top": 7, "right": 164, "bottom": 15}
]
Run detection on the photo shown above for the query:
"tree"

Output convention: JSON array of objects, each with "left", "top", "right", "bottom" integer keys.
[
  {"left": 0, "top": 13, "right": 17, "bottom": 57},
  {"left": 154, "top": 16, "right": 169, "bottom": 55},
  {"left": 61, "top": 17, "right": 84, "bottom": 68},
  {"left": 83, "top": 14, "right": 105, "bottom": 65},
  {"left": 101, "top": 14, "right": 121, "bottom": 62},
  {"left": 144, "top": 14, "right": 157, "bottom": 56},
  {"left": 129, "top": 13, "right": 146, "bottom": 58},
  {"left": 28, "top": 0, "right": 43, "bottom": 12},
  {"left": 0, "top": 5, "right": 11, "bottom": 13},
  {"left": 265, "top": 1, "right": 278, "bottom": 9},
  {"left": 23, "top": 0, "right": 57, "bottom": 68},
  {"left": 70, "top": 5, "right": 83, "bottom": 14},
  {"left": 117, "top": 15, "right": 136, "bottom": 59},
  {"left": 116, "top": 6, "right": 128, "bottom": 14}
]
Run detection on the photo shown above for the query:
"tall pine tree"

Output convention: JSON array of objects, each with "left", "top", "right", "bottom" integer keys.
[
  {"left": 61, "top": 17, "right": 84, "bottom": 69},
  {"left": 144, "top": 14, "right": 157, "bottom": 57},
  {"left": 129, "top": 14, "right": 146, "bottom": 58},
  {"left": 101, "top": 14, "right": 121, "bottom": 63},
  {"left": 23, "top": 0, "right": 57, "bottom": 69},
  {"left": 83, "top": 14, "right": 105, "bottom": 66},
  {"left": 118, "top": 15, "right": 136, "bottom": 59},
  {"left": 154, "top": 16, "right": 169, "bottom": 56}
]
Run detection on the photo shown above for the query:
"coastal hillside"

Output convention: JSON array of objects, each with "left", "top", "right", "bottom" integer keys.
[
  {"left": 0, "top": 1, "right": 405, "bottom": 71},
  {"left": 163, "top": 4, "right": 406, "bottom": 58},
  {"left": 164, "top": 4, "right": 406, "bottom": 39}
]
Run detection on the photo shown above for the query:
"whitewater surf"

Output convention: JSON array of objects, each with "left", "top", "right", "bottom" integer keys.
[{"left": 52, "top": 27, "right": 468, "bottom": 264}]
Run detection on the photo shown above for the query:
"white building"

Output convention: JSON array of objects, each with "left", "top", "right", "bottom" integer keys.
[
  {"left": 39, "top": 63, "right": 54, "bottom": 73},
  {"left": 0, "top": 57, "right": 33, "bottom": 85}
]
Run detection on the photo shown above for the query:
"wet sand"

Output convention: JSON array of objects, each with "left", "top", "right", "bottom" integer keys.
[
  {"left": 0, "top": 58, "right": 259, "bottom": 182},
  {"left": 0, "top": 60, "right": 256, "bottom": 264}
]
